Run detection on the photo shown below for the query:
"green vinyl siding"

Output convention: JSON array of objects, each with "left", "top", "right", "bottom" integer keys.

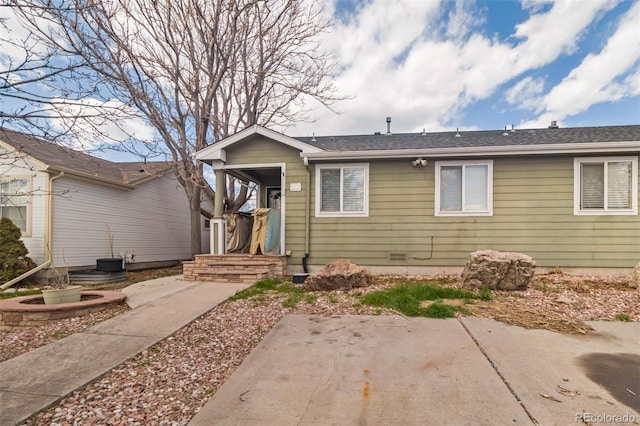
[
  {"left": 222, "top": 139, "right": 639, "bottom": 269},
  {"left": 308, "top": 157, "right": 639, "bottom": 269}
]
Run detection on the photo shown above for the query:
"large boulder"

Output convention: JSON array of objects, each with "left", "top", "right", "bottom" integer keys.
[
  {"left": 304, "top": 259, "right": 373, "bottom": 291},
  {"left": 629, "top": 262, "right": 640, "bottom": 289},
  {"left": 461, "top": 250, "right": 536, "bottom": 291}
]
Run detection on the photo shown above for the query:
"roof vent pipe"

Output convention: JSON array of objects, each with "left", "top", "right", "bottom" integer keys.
[
  {"left": 386, "top": 117, "right": 391, "bottom": 135},
  {"left": 548, "top": 121, "right": 559, "bottom": 129}
]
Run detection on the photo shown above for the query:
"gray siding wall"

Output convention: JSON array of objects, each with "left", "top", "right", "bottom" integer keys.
[
  {"left": 51, "top": 173, "right": 195, "bottom": 268},
  {"left": 223, "top": 139, "right": 640, "bottom": 270}
]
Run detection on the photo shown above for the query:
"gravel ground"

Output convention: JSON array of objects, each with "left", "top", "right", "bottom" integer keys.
[
  {"left": 0, "top": 305, "right": 130, "bottom": 363},
  {"left": 0, "top": 273, "right": 636, "bottom": 425}
]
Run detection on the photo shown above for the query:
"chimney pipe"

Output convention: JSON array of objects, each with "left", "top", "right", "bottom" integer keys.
[{"left": 386, "top": 117, "right": 391, "bottom": 135}]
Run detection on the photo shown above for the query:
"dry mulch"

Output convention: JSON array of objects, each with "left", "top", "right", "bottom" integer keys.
[
  {"left": 466, "top": 273, "right": 639, "bottom": 334},
  {"left": 0, "top": 272, "right": 636, "bottom": 425}
]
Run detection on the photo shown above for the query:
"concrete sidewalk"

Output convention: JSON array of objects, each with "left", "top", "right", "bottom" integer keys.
[
  {"left": 0, "top": 277, "right": 249, "bottom": 426},
  {"left": 190, "top": 315, "right": 639, "bottom": 426}
]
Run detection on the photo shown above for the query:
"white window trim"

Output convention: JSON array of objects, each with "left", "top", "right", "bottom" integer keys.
[
  {"left": 315, "top": 163, "right": 369, "bottom": 217},
  {"left": 435, "top": 160, "right": 493, "bottom": 217},
  {"left": 573, "top": 156, "right": 638, "bottom": 216},
  {"left": 0, "top": 175, "right": 32, "bottom": 236}
]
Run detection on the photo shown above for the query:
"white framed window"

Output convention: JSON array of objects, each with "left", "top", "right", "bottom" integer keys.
[
  {"left": 0, "top": 176, "right": 30, "bottom": 234},
  {"left": 574, "top": 156, "right": 638, "bottom": 215},
  {"left": 315, "top": 163, "right": 369, "bottom": 217},
  {"left": 435, "top": 160, "right": 493, "bottom": 216}
]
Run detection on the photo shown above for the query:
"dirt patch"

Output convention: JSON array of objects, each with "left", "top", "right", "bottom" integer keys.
[
  {"left": 462, "top": 273, "right": 638, "bottom": 334},
  {"left": 82, "top": 266, "right": 184, "bottom": 290},
  {"left": 376, "top": 272, "right": 638, "bottom": 334},
  {"left": 466, "top": 301, "right": 595, "bottom": 334},
  {"left": 420, "top": 299, "right": 468, "bottom": 308}
]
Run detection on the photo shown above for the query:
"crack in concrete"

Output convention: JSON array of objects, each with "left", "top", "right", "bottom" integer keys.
[
  {"left": 297, "top": 336, "right": 346, "bottom": 426},
  {"left": 456, "top": 317, "right": 539, "bottom": 426}
]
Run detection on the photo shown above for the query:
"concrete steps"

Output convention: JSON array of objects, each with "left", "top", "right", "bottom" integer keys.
[{"left": 183, "top": 254, "right": 287, "bottom": 284}]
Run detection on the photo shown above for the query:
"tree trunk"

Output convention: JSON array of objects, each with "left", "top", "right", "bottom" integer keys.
[{"left": 189, "top": 185, "right": 202, "bottom": 258}]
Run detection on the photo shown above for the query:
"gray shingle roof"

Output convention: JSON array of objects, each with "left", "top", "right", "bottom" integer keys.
[
  {"left": 0, "top": 128, "right": 172, "bottom": 185},
  {"left": 295, "top": 125, "right": 640, "bottom": 151}
]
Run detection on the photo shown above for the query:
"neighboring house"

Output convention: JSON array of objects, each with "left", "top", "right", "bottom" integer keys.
[
  {"left": 0, "top": 129, "right": 209, "bottom": 281},
  {"left": 196, "top": 123, "right": 640, "bottom": 275}
]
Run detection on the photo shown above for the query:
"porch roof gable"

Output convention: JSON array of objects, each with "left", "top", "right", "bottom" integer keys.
[{"left": 196, "top": 125, "right": 322, "bottom": 163}]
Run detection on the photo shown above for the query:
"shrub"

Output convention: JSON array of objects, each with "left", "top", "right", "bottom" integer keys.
[{"left": 0, "top": 217, "right": 36, "bottom": 283}]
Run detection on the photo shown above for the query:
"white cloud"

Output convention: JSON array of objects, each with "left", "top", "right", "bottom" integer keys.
[
  {"left": 624, "top": 67, "right": 640, "bottom": 97},
  {"left": 520, "top": 0, "right": 640, "bottom": 128},
  {"left": 512, "top": 0, "right": 619, "bottom": 70},
  {"left": 290, "top": 0, "right": 620, "bottom": 135},
  {"left": 47, "top": 98, "right": 156, "bottom": 149},
  {"left": 444, "top": 0, "right": 486, "bottom": 41},
  {"left": 505, "top": 76, "right": 545, "bottom": 109}
]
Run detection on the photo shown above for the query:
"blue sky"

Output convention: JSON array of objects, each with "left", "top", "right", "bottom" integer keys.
[
  {"left": 1, "top": 0, "right": 638, "bottom": 160},
  {"left": 289, "top": 0, "right": 640, "bottom": 136}
]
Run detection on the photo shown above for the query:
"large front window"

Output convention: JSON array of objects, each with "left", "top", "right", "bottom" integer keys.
[
  {"left": 435, "top": 161, "right": 493, "bottom": 216},
  {"left": 316, "top": 163, "right": 369, "bottom": 217},
  {"left": 574, "top": 157, "right": 637, "bottom": 215},
  {"left": 0, "top": 177, "right": 29, "bottom": 233}
]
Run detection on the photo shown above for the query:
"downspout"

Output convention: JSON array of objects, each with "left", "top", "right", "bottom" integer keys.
[
  {"left": 1, "top": 171, "right": 64, "bottom": 290},
  {"left": 302, "top": 157, "right": 311, "bottom": 273}
]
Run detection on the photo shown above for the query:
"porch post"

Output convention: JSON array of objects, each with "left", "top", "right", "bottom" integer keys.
[
  {"left": 214, "top": 169, "right": 225, "bottom": 219},
  {"left": 211, "top": 169, "right": 227, "bottom": 254}
]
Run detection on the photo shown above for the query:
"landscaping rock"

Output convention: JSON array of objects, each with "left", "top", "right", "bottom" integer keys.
[
  {"left": 629, "top": 262, "right": 640, "bottom": 289},
  {"left": 304, "top": 259, "right": 373, "bottom": 291},
  {"left": 461, "top": 250, "right": 536, "bottom": 290},
  {"left": 555, "top": 295, "right": 574, "bottom": 304}
]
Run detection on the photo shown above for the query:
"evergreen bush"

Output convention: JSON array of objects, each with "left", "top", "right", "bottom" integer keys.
[{"left": 0, "top": 217, "right": 36, "bottom": 283}]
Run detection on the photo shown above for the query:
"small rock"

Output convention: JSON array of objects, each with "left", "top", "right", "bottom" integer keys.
[
  {"left": 555, "top": 295, "right": 574, "bottom": 304},
  {"left": 2, "top": 288, "right": 17, "bottom": 294},
  {"left": 629, "top": 262, "right": 640, "bottom": 289}
]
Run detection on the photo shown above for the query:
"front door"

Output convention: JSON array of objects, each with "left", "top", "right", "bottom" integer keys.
[{"left": 266, "top": 186, "right": 281, "bottom": 210}]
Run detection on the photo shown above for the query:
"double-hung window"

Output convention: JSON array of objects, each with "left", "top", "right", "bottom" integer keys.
[
  {"left": 574, "top": 157, "right": 638, "bottom": 215},
  {"left": 316, "top": 163, "right": 369, "bottom": 217},
  {"left": 435, "top": 160, "right": 493, "bottom": 216},
  {"left": 0, "top": 177, "right": 30, "bottom": 234}
]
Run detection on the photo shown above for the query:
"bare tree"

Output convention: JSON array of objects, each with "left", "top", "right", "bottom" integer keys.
[
  {"left": 1, "top": 3, "right": 88, "bottom": 140},
  {"left": 1, "top": 3, "right": 161, "bottom": 160},
  {"left": 217, "top": 0, "right": 339, "bottom": 212},
  {"left": 8, "top": 0, "right": 340, "bottom": 256}
]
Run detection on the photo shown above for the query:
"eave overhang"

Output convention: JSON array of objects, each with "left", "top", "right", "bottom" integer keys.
[
  {"left": 300, "top": 141, "right": 640, "bottom": 161},
  {"left": 44, "top": 165, "right": 136, "bottom": 189}
]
